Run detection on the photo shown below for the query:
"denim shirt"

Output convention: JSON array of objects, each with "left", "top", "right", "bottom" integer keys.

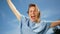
[{"left": 19, "top": 15, "right": 51, "bottom": 34}]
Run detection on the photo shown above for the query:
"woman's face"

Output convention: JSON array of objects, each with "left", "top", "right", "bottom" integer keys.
[{"left": 28, "top": 6, "right": 39, "bottom": 22}]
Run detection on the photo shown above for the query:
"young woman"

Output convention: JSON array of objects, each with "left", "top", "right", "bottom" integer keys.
[{"left": 7, "top": 0, "right": 60, "bottom": 34}]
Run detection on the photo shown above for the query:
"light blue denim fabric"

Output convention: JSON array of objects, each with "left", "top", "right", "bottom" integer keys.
[{"left": 19, "top": 15, "right": 53, "bottom": 34}]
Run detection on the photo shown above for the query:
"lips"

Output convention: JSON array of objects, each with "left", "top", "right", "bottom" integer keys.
[{"left": 31, "top": 16, "right": 35, "bottom": 19}]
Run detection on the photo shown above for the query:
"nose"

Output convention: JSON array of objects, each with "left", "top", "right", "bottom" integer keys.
[{"left": 31, "top": 11, "right": 35, "bottom": 14}]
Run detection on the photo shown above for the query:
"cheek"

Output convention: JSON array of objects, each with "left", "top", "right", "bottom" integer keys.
[
  {"left": 28, "top": 13, "right": 31, "bottom": 15},
  {"left": 35, "top": 12, "right": 39, "bottom": 15},
  {"left": 35, "top": 12, "right": 39, "bottom": 17},
  {"left": 28, "top": 13, "right": 31, "bottom": 17}
]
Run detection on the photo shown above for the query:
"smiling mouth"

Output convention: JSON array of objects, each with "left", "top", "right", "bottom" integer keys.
[{"left": 31, "top": 16, "right": 35, "bottom": 19}]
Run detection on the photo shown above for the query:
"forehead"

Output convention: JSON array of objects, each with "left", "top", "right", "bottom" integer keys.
[{"left": 29, "top": 6, "right": 36, "bottom": 10}]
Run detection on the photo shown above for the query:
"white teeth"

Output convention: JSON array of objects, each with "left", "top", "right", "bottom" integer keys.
[{"left": 31, "top": 16, "right": 35, "bottom": 19}]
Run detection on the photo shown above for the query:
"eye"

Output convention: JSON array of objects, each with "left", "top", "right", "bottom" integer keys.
[{"left": 29, "top": 10, "right": 32, "bottom": 13}]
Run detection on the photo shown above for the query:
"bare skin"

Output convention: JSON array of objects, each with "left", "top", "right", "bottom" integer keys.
[
  {"left": 7, "top": 0, "right": 21, "bottom": 21},
  {"left": 7, "top": 0, "right": 60, "bottom": 28}
]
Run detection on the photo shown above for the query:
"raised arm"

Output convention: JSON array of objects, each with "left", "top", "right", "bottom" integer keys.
[{"left": 7, "top": 0, "right": 21, "bottom": 21}]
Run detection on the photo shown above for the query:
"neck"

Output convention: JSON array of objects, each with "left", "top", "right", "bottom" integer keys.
[{"left": 35, "top": 18, "right": 40, "bottom": 23}]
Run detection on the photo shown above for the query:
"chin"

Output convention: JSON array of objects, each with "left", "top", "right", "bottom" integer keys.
[{"left": 31, "top": 19, "right": 36, "bottom": 22}]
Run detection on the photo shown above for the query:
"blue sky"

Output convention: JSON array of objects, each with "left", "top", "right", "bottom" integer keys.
[{"left": 0, "top": 0, "right": 60, "bottom": 34}]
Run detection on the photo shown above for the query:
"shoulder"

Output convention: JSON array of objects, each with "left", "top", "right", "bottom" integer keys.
[
  {"left": 20, "top": 15, "right": 29, "bottom": 21},
  {"left": 19, "top": 15, "right": 30, "bottom": 24},
  {"left": 41, "top": 20, "right": 51, "bottom": 28}
]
